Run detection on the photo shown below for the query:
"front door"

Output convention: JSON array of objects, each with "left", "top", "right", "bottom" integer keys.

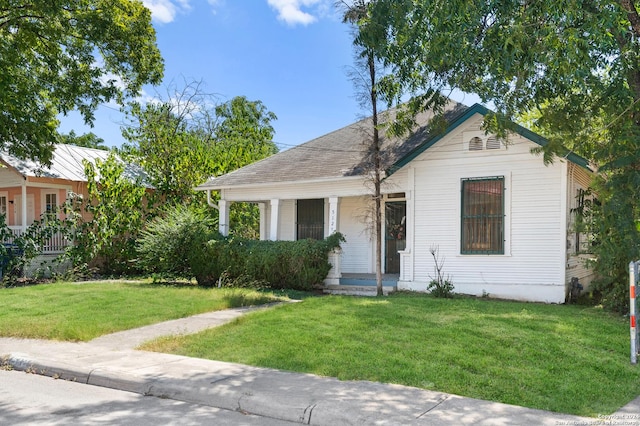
[
  {"left": 385, "top": 201, "right": 406, "bottom": 274},
  {"left": 14, "top": 194, "right": 35, "bottom": 227}
]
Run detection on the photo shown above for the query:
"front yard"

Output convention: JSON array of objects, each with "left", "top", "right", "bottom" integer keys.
[
  {"left": 140, "top": 293, "right": 640, "bottom": 417},
  {"left": 0, "top": 280, "right": 289, "bottom": 341},
  {"left": 1, "top": 281, "right": 638, "bottom": 417}
]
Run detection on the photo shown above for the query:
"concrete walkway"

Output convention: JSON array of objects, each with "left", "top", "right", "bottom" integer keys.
[{"left": 1, "top": 304, "right": 638, "bottom": 425}]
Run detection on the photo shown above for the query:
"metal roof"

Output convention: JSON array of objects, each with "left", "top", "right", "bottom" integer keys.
[{"left": 0, "top": 144, "right": 148, "bottom": 184}]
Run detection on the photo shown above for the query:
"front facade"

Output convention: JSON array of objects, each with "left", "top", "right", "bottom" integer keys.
[
  {"left": 0, "top": 144, "right": 112, "bottom": 254},
  {"left": 198, "top": 104, "right": 595, "bottom": 303},
  {"left": 0, "top": 144, "right": 148, "bottom": 265}
]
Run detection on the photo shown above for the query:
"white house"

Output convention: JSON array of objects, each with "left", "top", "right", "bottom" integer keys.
[{"left": 197, "top": 103, "right": 595, "bottom": 303}]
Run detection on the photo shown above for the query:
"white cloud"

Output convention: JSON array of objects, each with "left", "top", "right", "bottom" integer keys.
[
  {"left": 142, "top": 0, "right": 192, "bottom": 24},
  {"left": 267, "top": 0, "right": 327, "bottom": 26}
]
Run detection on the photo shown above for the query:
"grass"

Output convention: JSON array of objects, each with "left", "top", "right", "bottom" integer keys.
[
  {"left": 0, "top": 280, "right": 290, "bottom": 341},
  {"left": 141, "top": 292, "right": 640, "bottom": 417}
]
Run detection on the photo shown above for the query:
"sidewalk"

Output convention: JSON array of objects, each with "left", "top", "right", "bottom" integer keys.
[{"left": 1, "top": 305, "right": 638, "bottom": 425}]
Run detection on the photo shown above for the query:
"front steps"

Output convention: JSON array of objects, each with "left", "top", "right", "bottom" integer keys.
[{"left": 323, "top": 284, "right": 396, "bottom": 296}]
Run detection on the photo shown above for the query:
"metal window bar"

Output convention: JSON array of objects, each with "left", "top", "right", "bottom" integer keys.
[
  {"left": 297, "top": 224, "right": 324, "bottom": 241},
  {"left": 296, "top": 199, "right": 324, "bottom": 241},
  {"left": 461, "top": 177, "right": 504, "bottom": 254}
]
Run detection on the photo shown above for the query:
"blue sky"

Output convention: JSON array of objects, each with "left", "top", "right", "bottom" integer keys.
[{"left": 58, "top": 0, "right": 481, "bottom": 150}]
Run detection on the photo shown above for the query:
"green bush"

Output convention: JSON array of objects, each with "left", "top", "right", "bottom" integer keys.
[
  {"left": 137, "top": 205, "right": 221, "bottom": 280},
  {"left": 195, "top": 233, "right": 345, "bottom": 290}
]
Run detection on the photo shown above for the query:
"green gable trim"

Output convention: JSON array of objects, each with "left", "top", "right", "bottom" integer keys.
[{"left": 386, "top": 103, "right": 591, "bottom": 176}]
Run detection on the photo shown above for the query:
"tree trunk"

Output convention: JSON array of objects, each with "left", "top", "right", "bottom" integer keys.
[{"left": 370, "top": 54, "right": 384, "bottom": 297}]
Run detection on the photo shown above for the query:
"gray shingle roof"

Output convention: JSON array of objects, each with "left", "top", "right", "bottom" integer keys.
[{"left": 197, "top": 101, "right": 469, "bottom": 190}]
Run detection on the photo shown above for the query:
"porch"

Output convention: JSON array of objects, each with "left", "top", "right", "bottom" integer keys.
[
  {"left": 323, "top": 273, "right": 399, "bottom": 296},
  {"left": 4, "top": 226, "right": 71, "bottom": 254}
]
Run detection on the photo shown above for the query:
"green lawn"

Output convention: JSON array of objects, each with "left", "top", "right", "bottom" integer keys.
[
  {"left": 0, "top": 280, "right": 289, "bottom": 341},
  {"left": 141, "top": 293, "right": 640, "bottom": 417}
]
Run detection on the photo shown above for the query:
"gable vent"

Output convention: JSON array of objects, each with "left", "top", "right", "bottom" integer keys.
[
  {"left": 486, "top": 136, "right": 501, "bottom": 150},
  {"left": 469, "top": 136, "right": 484, "bottom": 151}
]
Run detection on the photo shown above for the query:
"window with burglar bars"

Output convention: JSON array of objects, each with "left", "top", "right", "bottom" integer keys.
[
  {"left": 461, "top": 177, "right": 504, "bottom": 254},
  {"left": 297, "top": 198, "right": 324, "bottom": 240}
]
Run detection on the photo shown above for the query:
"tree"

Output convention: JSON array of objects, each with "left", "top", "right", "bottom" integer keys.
[
  {"left": 0, "top": 1, "right": 163, "bottom": 164},
  {"left": 213, "top": 96, "right": 278, "bottom": 238},
  {"left": 122, "top": 83, "right": 278, "bottom": 207},
  {"left": 67, "top": 153, "right": 148, "bottom": 275},
  {"left": 58, "top": 130, "right": 109, "bottom": 150},
  {"left": 337, "top": 0, "right": 410, "bottom": 296},
  {"left": 122, "top": 82, "right": 278, "bottom": 238},
  {"left": 361, "top": 0, "right": 640, "bottom": 310},
  {"left": 339, "top": 0, "right": 387, "bottom": 296},
  {"left": 213, "top": 95, "right": 278, "bottom": 172},
  {"left": 121, "top": 81, "right": 220, "bottom": 206}
]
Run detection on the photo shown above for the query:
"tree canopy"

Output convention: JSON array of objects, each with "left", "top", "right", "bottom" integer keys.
[
  {"left": 121, "top": 82, "right": 278, "bottom": 206},
  {"left": 0, "top": 1, "right": 164, "bottom": 163},
  {"left": 58, "top": 130, "right": 108, "bottom": 150},
  {"left": 359, "top": 0, "right": 640, "bottom": 310},
  {"left": 363, "top": 0, "right": 640, "bottom": 165}
]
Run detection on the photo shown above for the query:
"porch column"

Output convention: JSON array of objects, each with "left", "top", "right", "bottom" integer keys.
[
  {"left": 269, "top": 199, "right": 280, "bottom": 241},
  {"left": 259, "top": 202, "right": 267, "bottom": 241},
  {"left": 218, "top": 199, "right": 230, "bottom": 237},
  {"left": 324, "top": 196, "right": 342, "bottom": 286},
  {"left": 21, "top": 180, "right": 27, "bottom": 232},
  {"left": 328, "top": 196, "right": 340, "bottom": 235}
]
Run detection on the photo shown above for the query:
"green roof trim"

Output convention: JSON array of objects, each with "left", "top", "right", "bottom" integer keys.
[{"left": 386, "top": 103, "right": 591, "bottom": 176}]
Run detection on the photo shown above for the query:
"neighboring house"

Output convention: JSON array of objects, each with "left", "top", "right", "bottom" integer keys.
[
  {"left": 0, "top": 144, "right": 145, "bottom": 258},
  {"left": 197, "top": 103, "right": 595, "bottom": 303}
]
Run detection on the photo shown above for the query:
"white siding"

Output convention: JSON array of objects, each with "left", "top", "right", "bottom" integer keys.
[
  {"left": 397, "top": 113, "right": 568, "bottom": 303},
  {"left": 220, "top": 178, "right": 370, "bottom": 202},
  {"left": 339, "top": 196, "right": 373, "bottom": 273},
  {"left": 0, "top": 167, "right": 23, "bottom": 187},
  {"left": 279, "top": 200, "right": 296, "bottom": 241}
]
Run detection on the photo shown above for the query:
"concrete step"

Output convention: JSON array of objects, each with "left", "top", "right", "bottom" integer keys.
[{"left": 323, "top": 285, "right": 396, "bottom": 296}]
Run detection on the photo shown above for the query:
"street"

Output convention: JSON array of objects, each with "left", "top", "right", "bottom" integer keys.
[{"left": 0, "top": 370, "right": 295, "bottom": 425}]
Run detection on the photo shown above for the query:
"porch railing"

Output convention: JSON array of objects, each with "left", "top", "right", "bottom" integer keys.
[{"left": 4, "top": 226, "right": 71, "bottom": 254}]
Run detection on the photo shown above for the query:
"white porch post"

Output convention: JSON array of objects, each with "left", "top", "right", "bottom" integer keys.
[
  {"left": 21, "top": 180, "right": 27, "bottom": 232},
  {"left": 259, "top": 202, "right": 267, "bottom": 241},
  {"left": 269, "top": 199, "right": 280, "bottom": 241},
  {"left": 328, "top": 196, "right": 339, "bottom": 235},
  {"left": 324, "top": 196, "right": 342, "bottom": 286},
  {"left": 218, "top": 199, "right": 230, "bottom": 237}
]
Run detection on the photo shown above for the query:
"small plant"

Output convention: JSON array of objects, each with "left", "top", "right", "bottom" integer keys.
[{"left": 427, "top": 244, "right": 454, "bottom": 298}]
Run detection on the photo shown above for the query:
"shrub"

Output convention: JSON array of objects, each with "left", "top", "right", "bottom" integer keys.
[
  {"left": 137, "top": 205, "right": 221, "bottom": 280},
  {"left": 196, "top": 233, "right": 345, "bottom": 290}
]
